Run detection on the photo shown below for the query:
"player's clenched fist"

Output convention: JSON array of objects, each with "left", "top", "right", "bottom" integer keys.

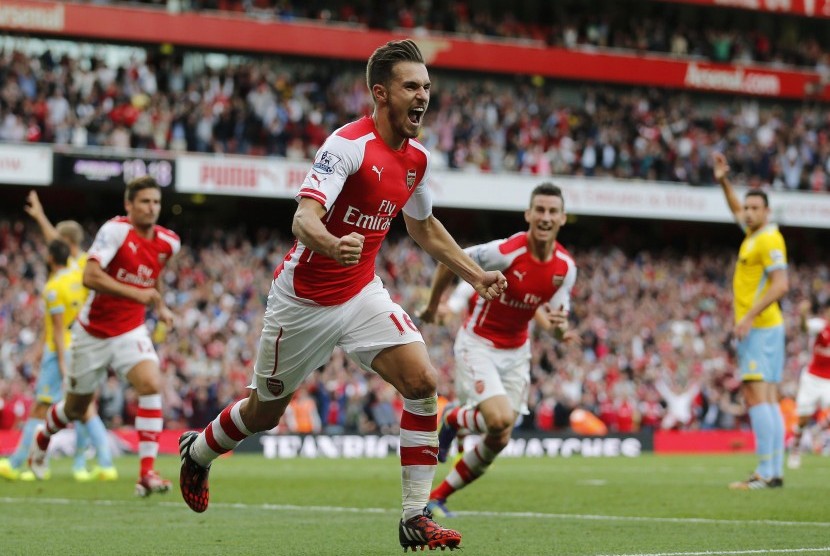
[
  {"left": 474, "top": 270, "right": 507, "bottom": 301},
  {"left": 134, "top": 288, "right": 161, "bottom": 307},
  {"left": 333, "top": 232, "right": 365, "bottom": 266}
]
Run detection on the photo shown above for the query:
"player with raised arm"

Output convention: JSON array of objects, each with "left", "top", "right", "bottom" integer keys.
[
  {"left": 0, "top": 240, "right": 95, "bottom": 481},
  {"left": 418, "top": 182, "right": 578, "bottom": 517},
  {"left": 787, "top": 298, "right": 830, "bottom": 469},
  {"left": 14, "top": 191, "right": 117, "bottom": 481},
  {"left": 28, "top": 177, "right": 180, "bottom": 496},
  {"left": 714, "top": 152, "right": 789, "bottom": 490},
  {"left": 177, "top": 39, "right": 506, "bottom": 552}
]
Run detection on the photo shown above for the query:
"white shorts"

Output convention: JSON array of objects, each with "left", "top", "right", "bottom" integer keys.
[
  {"left": 795, "top": 370, "right": 830, "bottom": 417},
  {"left": 251, "top": 276, "right": 424, "bottom": 401},
  {"left": 68, "top": 323, "right": 159, "bottom": 395},
  {"left": 453, "top": 327, "right": 531, "bottom": 415}
]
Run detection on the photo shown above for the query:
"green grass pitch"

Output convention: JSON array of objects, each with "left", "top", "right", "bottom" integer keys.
[{"left": 1, "top": 453, "right": 829, "bottom": 555}]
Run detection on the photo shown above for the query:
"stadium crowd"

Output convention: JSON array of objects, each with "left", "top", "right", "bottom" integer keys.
[
  {"left": 1, "top": 217, "right": 828, "bottom": 438},
  {"left": 90, "top": 0, "right": 830, "bottom": 70},
  {"left": 1, "top": 46, "right": 830, "bottom": 190}
]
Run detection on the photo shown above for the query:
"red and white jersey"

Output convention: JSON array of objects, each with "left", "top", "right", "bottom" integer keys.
[
  {"left": 806, "top": 317, "right": 830, "bottom": 379},
  {"left": 78, "top": 216, "right": 180, "bottom": 338},
  {"left": 275, "top": 116, "right": 432, "bottom": 306},
  {"left": 461, "top": 232, "right": 577, "bottom": 349}
]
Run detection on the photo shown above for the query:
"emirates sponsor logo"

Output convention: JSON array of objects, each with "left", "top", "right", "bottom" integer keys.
[
  {"left": 0, "top": 3, "right": 64, "bottom": 31},
  {"left": 116, "top": 264, "right": 155, "bottom": 287},
  {"left": 342, "top": 199, "right": 397, "bottom": 231},
  {"left": 684, "top": 63, "right": 781, "bottom": 96}
]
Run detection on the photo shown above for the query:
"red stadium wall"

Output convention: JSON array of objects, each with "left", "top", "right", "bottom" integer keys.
[{"left": 0, "top": 0, "right": 828, "bottom": 101}]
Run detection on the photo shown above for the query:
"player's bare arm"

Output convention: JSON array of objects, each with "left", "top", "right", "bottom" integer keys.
[
  {"left": 292, "top": 198, "right": 364, "bottom": 266},
  {"left": 50, "top": 310, "right": 68, "bottom": 377},
  {"left": 713, "top": 152, "right": 743, "bottom": 225},
  {"left": 799, "top": 299, "right": 811, "bottom": 332},
  {"left": 24, "top": 190, "right": 60, "bottom": 242},
  {"left": 403, "top": 212, "right": 507, "bottom": 300},
  {"left": 734, "top": 268, "right": 789, "bottom": 339},
  {"left": 418, "top": 262, "right": 456, "bottom": 323},
  {"left": 153, "top": 272, "right": 175, "bottom": 327},
  {"left": 83, "top": 259, "right": 161, "bottom": 306}
]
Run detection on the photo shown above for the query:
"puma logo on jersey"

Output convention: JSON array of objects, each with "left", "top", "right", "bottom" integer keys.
[
  {"left": 372, "top": 165, "right": 383, "bottom": 181},
  {"left": 127, "top": 241, "right": 138, "bottom": 254},
  {"left": 512, "top": 269, "right": 527, "bottom": 281},
  {"left": 310, "top": 174, "right": 324, "bottom": 186}
]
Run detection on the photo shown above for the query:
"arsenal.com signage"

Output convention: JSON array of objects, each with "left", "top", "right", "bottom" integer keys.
[
  {"left": 0, "top": 2, "right": 64, "bottom": 31},
  {"left": 684, "top": 63, "right": 781, "bottom": 96},
  {"left": 238, "top": 432, "right": 650, "bottom": 458},
  {"left": 0, "top": 144, "right": 52, "bottom": 186}
]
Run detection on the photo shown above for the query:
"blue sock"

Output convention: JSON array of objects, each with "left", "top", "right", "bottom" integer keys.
[
  {"left": 748, "top": 404, "right": 774, "bottom": 480},
  {"left": 768, "top": 402, "right": 785, "bottom": 478},
  {"left": 9, "top": 418, "right": 43, "bottom": 469},
  {"left": 73, "top": 420, "right": 89, "bottom": 471},
  {"left": 84, "top": 414, "right": 113, "bottom": 468}
]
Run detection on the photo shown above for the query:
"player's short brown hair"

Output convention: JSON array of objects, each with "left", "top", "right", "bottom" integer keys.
[
  {"left": 530, "top": 182, "right": 564, "bottom": 210},
  {"left": 47, "top": 238, "right": 70, "bottom": 267},
  {"left": 366, "top": 39, "right": 425, "bottom": 102},
  {"left": 125, "top": 176, "right": 161, "bottom": 202},
  {"left": 745, "top": 189, "right": 769, "bottom": 207},
  {"left": 55, "top": 220, "right": 84, "bottom": 247}
]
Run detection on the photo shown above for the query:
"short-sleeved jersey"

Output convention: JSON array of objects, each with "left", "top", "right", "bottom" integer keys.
[
  {"left": 275, "top": 116, "right": 433, "bottom": 306},
  {"left": 43, "top": 267, "right": 86, "bottom": 352},
  {"left": 733, "top": 223, "right": 787, "bottom": 328},
  {"left": 70, "top": 251, "right": 89, "bottom": 272},
  {"left": 806, "top": 317, "right": 830, "bottom": 380},
  {"left": 78, "top": 216, "right": 180, "bottom": 338},
  {"left": 461, "top": 232, "right": 577, "bottom": 349}
]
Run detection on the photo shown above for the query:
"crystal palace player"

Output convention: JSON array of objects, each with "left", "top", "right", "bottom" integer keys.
[
  {"left": 418, "top": 182, "right": 577, "bottom": 516},
  {"left": 29, "top": 176, "right": 180, "bottom": 496},
  {"left": 714, "top": 152, "right": 789, "bottom": 490},
  {"left": 177, "top": 39, "right": 506, "bottom": 552}
]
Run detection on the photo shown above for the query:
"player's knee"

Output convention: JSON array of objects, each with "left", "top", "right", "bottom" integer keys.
[
  {"left": 64, "top": 404, "right": 86, "bottom": 421},
  {"left": 397, "top": 365, "right": 437, "bottom": 399},
  {"left": 485, "top": 416, "right": 514, "bottom": 437},
  {"left": 484, "top": 430, "right": 511, "bottom": 452},
  {"left": 240, "top": 397, "right": 286, "bottom": 433}
]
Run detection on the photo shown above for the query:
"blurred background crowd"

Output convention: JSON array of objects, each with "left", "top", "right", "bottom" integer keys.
[
  {"left": 1, "top": 34, "right": 830, "bottom": 190},
  {"left": 90, "top": 0, "right": 830, "bottom": 70},
  {"left": 1, "top": 0, "right": 830, "bottom": 449},
  {"left": 2, "top": 217, "right": 828, "bottom": 438}
]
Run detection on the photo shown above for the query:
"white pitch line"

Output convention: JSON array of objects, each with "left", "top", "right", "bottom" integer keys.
[
  {"left": 1, "top": 496, "right": 829, "bottom": 531},
  {"left": 597, "top": 549, "right": 830, "bottom": 556}
]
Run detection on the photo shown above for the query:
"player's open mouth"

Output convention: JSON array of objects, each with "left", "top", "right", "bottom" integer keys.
[{"left": 408, "top": 107, "right": 425, "bottom": 124}]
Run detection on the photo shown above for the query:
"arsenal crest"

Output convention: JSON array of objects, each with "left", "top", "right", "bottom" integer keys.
[
  {"left": 406, "top": 169, "right": 417, "bottom": 190},
  {"left": 266, "top": 378, "right": 284, "bottom": 397},
  {"left": 553, "top": 274, "right": 564, "bottom": 287}
]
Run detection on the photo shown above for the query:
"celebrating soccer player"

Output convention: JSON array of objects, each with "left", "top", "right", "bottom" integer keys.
[
  {"left": 418, "top": 182, "right": 578, "bottom": 516},
  {"left": 28, "top": 177, "right": 180, "bottom": 496},
  {"left": 177, "top": 39, "right": 506, "bottom": 552}
]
